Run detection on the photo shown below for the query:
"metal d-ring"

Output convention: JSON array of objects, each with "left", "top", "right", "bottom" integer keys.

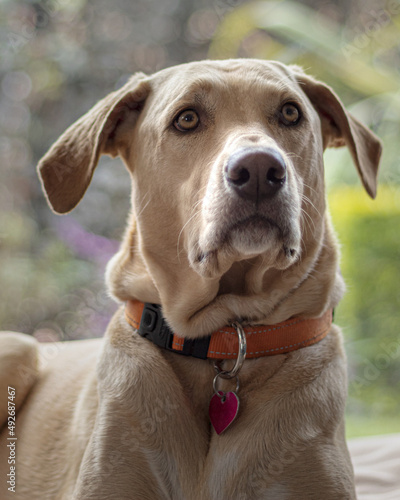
[
  {"left": 214, "top": 321, "right": 247, "bottom": 379},
  {"left": 213, "top": 372, "right": 240, "bottom": 398}
]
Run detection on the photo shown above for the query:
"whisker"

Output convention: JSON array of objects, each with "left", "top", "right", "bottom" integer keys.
[
  {"left": 300, "top": 207, "right": 315, "bottom": 234},
  {"left": 285, "top": 152, "right": 303, "bottom": 161},
  {"left": 176, "top": 208, "right": 203, "bottom": 262},
  {"left": 301, "top": 193, "right": 322, "bottom": 218},
  {"left": 302, "top": 181, "right": 319, "bottom": 198},
  {"left": 175, "top": 183, "right": 212, "bottom": 262},
  {"left": 135, "top": 192, "right": 151, "bottom": 219}
]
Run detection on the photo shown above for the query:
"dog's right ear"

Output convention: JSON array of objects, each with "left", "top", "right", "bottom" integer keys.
[
  {"left": 37, "top": 73, "right": 150, "bottom": 214},
  {"left": 291, "top": 68, "right": 382, "bottom": 199}
]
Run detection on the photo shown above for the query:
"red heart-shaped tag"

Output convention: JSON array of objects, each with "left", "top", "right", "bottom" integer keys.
[{"left": 209, "top": 391, "right": 240, "bottom": 435}]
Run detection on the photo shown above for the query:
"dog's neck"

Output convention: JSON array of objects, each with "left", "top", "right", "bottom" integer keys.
[{"left": 106, "top": 213, "right": 344, "bottom": 339}]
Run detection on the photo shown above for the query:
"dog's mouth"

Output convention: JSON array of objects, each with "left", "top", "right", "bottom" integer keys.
[
  {"left": 223, "top": 215, "right": 282, "bottom": 254},
  {"left": 192, "top": 213, "right": 300, "bottom": 277}
]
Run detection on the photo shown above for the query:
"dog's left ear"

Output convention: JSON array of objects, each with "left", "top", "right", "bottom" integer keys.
[
  {"left": 294, "top": 71, "right": 382, "bottom": 198},
  {"left": 38, "top": 73, "right": 150, "bottom": 214}
]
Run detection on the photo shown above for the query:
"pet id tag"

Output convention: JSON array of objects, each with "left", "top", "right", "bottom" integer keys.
[
  {"left": 209, "top": 388, "right": 240, "bottom": 435},
  {"left": 209, "top": 321, "right": 246, "bottom": 435}
]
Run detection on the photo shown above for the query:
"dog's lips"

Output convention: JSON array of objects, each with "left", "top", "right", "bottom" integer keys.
[
  {"left": 215, "top": 214, "right": 282, "bottom": 251},
  {"left": 230, "top": 214, "right": 280, "bottom": 236},
  {"left": 197, "top": 214, "right": 298, "bottom": 262},
  {"left": 191, "top": 212, "right": 299, "bottom": 279}
]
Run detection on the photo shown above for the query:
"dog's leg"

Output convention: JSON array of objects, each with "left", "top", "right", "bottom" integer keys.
[
  {"left": 0, "top": 332, "right": 39, "bottom": 428},
  {"left": 0, "top": 333, "right": 38, "bottom": 500},
  {"left": 71, "top": 311, "right": 213, "bottom": 500}
]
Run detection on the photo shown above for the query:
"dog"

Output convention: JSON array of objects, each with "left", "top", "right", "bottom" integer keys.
[{"left": 0, "top": 59, "right": 382, "bottom": 499}]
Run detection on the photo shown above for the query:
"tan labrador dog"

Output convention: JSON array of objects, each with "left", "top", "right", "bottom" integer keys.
[{"left": 0, "top": 59, "right": 381, "bottom": 500}]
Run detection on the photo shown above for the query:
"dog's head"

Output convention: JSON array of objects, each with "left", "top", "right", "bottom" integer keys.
[{"left": 38, "top": 60, "right": 382, "bottom": 337}]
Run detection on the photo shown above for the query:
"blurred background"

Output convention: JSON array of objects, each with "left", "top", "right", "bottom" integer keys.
[{"left": 0, "top": 0, "right": 399, "bottom": 438}]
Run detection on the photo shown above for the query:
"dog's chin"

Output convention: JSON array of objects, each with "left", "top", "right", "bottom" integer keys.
[
  {"left": 190, "top": 218, "right": 300, "bottom": 279},
  {"left": 228, "top": 218, "right": 281, "bottom": 256}
]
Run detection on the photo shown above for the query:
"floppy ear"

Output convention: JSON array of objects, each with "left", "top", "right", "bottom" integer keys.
[
  {"left": 37, "top": 73, "right": 150, "bottom": 214},
  {"left": 294, "top": 71, "right": 382, "bottom": 198}
]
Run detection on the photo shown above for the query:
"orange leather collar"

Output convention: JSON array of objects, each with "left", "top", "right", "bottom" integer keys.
[{"left": 125, "top": 300, "right": 333, "bottom": 360}]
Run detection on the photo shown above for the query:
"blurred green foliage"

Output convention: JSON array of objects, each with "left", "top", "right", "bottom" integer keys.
[
  {"left": 329, "top": 187, "right": 400, "bottom": 436},
  {"left": 0, "top": 210, "right": 115, "bottom": 340}
]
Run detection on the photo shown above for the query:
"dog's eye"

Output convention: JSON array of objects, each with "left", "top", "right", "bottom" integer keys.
[
  {"left": 174, "top": 109, "right": 200, "bottom": 132},
  {"left": 280, "top": 103, "right": 301, "bottom": 125}
]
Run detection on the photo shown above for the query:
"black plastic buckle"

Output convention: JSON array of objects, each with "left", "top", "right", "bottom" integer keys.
[
  {"left": 138, "top": 303, "right": 211, "bottom": 360},
  {"left": 138, "top": 303, "right": 173, "bottom": 350}
]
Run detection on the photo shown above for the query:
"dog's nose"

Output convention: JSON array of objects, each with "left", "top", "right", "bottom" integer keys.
[{"left": 225, "top": 147, "right": 287, "bottom": 202}]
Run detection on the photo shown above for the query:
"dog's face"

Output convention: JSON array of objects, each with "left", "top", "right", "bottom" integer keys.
[
  {"left": 38, "top": 60, "right": 382, "bottom": 337},
  {"left": 131, "top": 61, "right": 312, "bottom": 279}
]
